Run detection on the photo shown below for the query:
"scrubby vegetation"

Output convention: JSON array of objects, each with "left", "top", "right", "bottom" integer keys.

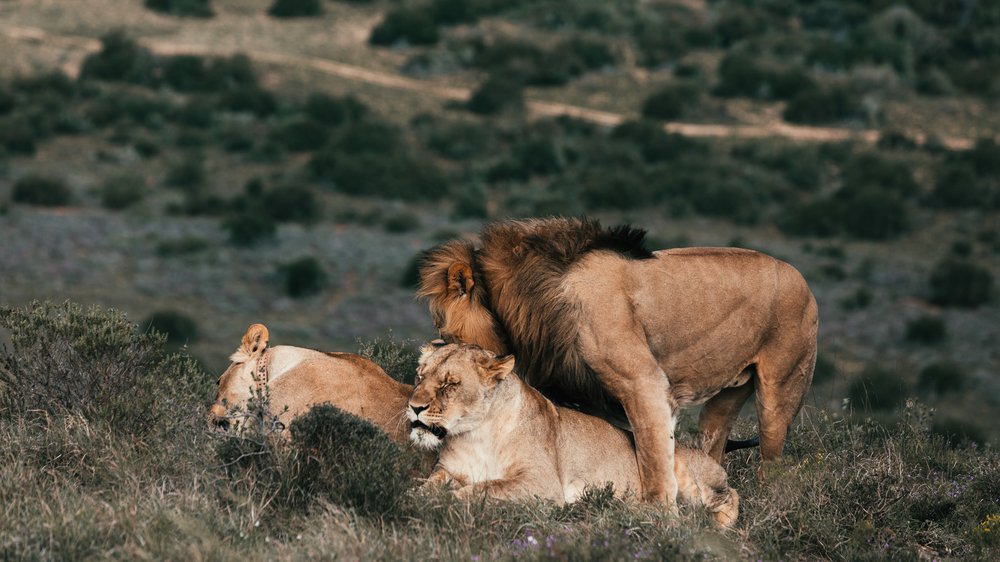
[{"left": 0, "top": 303, "right": 997, "bottom": 560}]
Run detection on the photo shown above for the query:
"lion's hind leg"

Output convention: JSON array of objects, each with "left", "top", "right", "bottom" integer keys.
[
  {"left": 754, "top": 345, "right": 817, "bottom": 461},
  {"left": 697, "top": 376, "right": 755, "bottom": 462}
]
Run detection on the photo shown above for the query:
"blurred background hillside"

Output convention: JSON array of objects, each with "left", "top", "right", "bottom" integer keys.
[{"left": 0, "top": 0, "right": 996, "bottom": 444}]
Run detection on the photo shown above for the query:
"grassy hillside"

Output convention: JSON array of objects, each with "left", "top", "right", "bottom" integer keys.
[
  {"left": 0, "top": 1, "right": 997, "bottom": 557},
  {"left": 1, "top": 302, "right": 998, "bottom": 560}
]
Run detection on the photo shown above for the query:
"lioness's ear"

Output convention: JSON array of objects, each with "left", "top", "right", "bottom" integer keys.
[
  {"left": 487, "top": 355, "right": 515, "bottom": 381},
  {"left": 244, "top": 323, "right": 269, "bottom": 353},
  {"left": 446, "top": 262, "right": 475, "bottom": 298},
  {"left": 231, "top": 323, "right": 269, "bottom": 363},
  {"left": 418, "top": 340, "right": 443, "bottom": 362}
]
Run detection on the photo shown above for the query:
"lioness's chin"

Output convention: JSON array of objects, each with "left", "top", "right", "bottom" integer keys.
[{"left": 410, "top": 428, "right": 442, "bottom": 450}]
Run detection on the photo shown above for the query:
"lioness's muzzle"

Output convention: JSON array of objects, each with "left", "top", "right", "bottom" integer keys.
[{"left": 411, "top": 420, "right": 447, "bottom": 439}]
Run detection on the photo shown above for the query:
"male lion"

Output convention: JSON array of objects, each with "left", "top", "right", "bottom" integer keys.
[
  {"left": 419, "top": 217, "right": 818, "bottom": 506},
  {"left": 408, "top": 343, "right": 740, "bottom": 527},
  {"left": 208, "top": 323, "right": 412, "bottom": 442}
]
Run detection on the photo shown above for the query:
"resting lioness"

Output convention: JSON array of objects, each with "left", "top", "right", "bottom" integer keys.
[
  {"left": 208, "top": 323, "right": 412, "bottom": 442},
  {"left": 407, "top": 343, "right": 739, "bottom": 527}
]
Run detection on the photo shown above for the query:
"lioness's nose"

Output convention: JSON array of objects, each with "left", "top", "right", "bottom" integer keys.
[{"left": 410, "top": 404, "right": 427, "bottom": 416}]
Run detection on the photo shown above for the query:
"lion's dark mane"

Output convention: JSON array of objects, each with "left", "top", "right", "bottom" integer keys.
[{"left": 477, "top": 217, "right": 653, "bottom": 421}]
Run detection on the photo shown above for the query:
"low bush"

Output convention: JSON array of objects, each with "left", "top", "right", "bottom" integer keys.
[
  {"left": 467, "top": 74, "right": 524, "bottom": 115},
  {"left": 99, "top": 173, "right": 145, "bottom": 210},
  {"left": 839, "top": 287, "right": 873, "bottom": 311},
  {"left": 261, "top": 185, "right": 321, "bottom": 223},
  {"left": 812, "top": 353, "right": 838, "bottom": 384},
  {"left": 11, "top": 175, "right": 71, "bottom": 207},
  {"left": 370, "top": 8, "right": 439, "bottom": 46},
  {"left": 79, "top": 32, "right": 158, "bottom": 86},
  {"left": 611, "top": 120, "right": 704, "bottom": 162},
  {"left": 0, "top": 301, "right": 204, "bottom": 437},
  {"left": 141, "top": 309, "right": 199, "bottom": 347},
  {"left": 165, "top": 154, "right": 206, "bottom": 190},
  {"left": 155, "top": 236, "right": 209, "bottom": 257},
  {"left": 413, "top": 115, "right": 498, "bottom": 160},
  {"left": 714, "top": 53, "right": 815, "bottom": 100},
  {"left": 917, "top": 362, "right": 968, "bottom": 397},
  {"left": 905, "top": 314, "right": 946, "bottom": 344},
  {"left": 268, "top": 117, "right": 329, "bottom": 151},
  {"left": 931, "top": 163, "right": 982, "bottom": 209},
  {"left": 641, "top": 84, "right": 692, "bottom": 120},
  {"left": 223, "top": 212, "right": 277, "bottom": 246},
  {"left": 847, "top": 365, "right": 907, "bottom": 411},
  {"left": 286, "top": 405, "right": 419, "bottom": 516},
  {"left": 357, "top": 333, "right": 420, "bottom": 384},
  {"left": 783, "top": 86, "right": 865, "bottom": 125},
  {"left": 382, "top": 210, "right": 421, "bottom": 233},
  {"left": 144, "top": 0, "right": 214, "bottom": 18},
  {"left": 931, "top": 418, "right": 987, "bottom": 447},
  {"left": 217, "top": 87, "right": 278, "bottom": 117},
  {"left": 929, "top": 257, "right": 993, "bottom": 308},
  {"left": 304, "top": 92, "right": 367, "bottom": 126},
  {"left": 279, "top": 257, "right": 327, "bottom": 298},
  {"left": 268, "top": 0, "right": 322, "bottom": 18}
]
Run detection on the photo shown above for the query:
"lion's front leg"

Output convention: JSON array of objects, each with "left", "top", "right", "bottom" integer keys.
[
  {"left": 421, "top": 467, "right": 468, "bottom": 492},
  {"left": 578, "top": 324, "right": 679, "bottom": 508},
  {"left": 618, "top": 376, "right": 678, "bottom": 508}
]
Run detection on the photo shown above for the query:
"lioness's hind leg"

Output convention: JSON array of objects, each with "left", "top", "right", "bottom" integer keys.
[{"left": 697, "top": 378, "right": 755, "bottom": 462}]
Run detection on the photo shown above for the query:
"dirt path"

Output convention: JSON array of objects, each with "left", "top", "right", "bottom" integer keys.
[{"left": 1, "top": 23, "right": 974, "bottom": 150}]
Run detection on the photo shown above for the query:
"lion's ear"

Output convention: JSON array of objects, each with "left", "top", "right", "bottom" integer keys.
[
  {"left": 487, "top": 355, "right": 515, "bottom": 382},
  {"left": 446, "top": 262, "right": 475, "bottom": 298}
]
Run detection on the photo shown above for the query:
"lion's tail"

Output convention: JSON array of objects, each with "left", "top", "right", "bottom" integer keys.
[
  {"left": 724, "top": 436, "right": 760, "bottom": 453},
  {"left": 229, "top": 323, "right": 270, "bottom": 364}
]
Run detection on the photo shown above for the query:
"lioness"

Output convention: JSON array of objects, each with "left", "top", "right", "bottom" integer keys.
[
  {"left": 419, "top": 218, "right": 818, "bottom": 507},
  {"left": 208, "top": 324, "right": 412, "bottom": 442},
  {"left": 408, "top": 343, "right": 740, "bottom": 527}
]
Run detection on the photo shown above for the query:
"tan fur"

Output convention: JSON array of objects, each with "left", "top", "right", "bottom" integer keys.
[
  {"left": 208, "top": 324, "right": 413, "bottom": 443},
  {"left": 419, "top": 218, "right": 818, "bottom": 506},
  {"left": 408, "top": 344, "right": 739, "bottom": 527}
]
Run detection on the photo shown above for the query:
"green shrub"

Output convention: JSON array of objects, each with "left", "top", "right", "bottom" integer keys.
[
  {"left": 144, "top": 0, "right": 213, "bottom": 18},
  {"left": 839, "top": 287, "right": 873, "bottom": 310},
  {"left": 931, "top": 163, "right": 982, "bottom": 209},
  {"left": 467, "top": 74, "right": 524, "bottom": 115},
  {"left": 841, "top": 153, "right": 919, "bottom": 199},
  {"left": 79, "top": 32, "right": 158, "bottom": 85},
  {"left": 714, "top": 54, "right": 815, "bottom": 100},
  {"left": 313, "top": 151, "right": 448, "bottom": 200},
  {"left": 905, "top": 315, "right": 946, "bottom": 344},
  {"left": 357, "top": 334, "right": 420, "bottom": 384},
  {"left": 0, "top": 117, "right": 38, "bottom": 155},
  {"left": 162, "top": 55, "right": 215, "bottom": 91},
  {"left": 611, "top": 120, "right": 704, "bottom": 162},
  {"left": 217, "top": 87, "right": 277, "bottom": 117},
  {"left": 370, "top": 8, "right": 440, "bottom": 46},
  {"left": 382, "top": 210, "right": 421, "bottom": 233},
  {"left": 400, "top": 253, "right": 423, "bottom": 290},
  {"left": 261, "top": 185, "right": 321, "bottom": 223},
  {"left": 929, "top": 258, "right": 993, "bottom": 308},
  {"left": 413, "top": 115, "right": 498, "bottom": 160},
  {"left": 848, "top": 366, "right": 907, "bottom": 411},
  {"left": 0, "top": 301, "right": 204, "bottom": 437},
  {"left": 917, "top": 362, "right": 967, "bottom": 397},
  {"left": 141, "top": 310, "right": 199, "bottom": 347},
  {"left": 451, "top": 182, "right": 488, "bottom": 219},
  {"left": 280, "top": 257, "right": 327, "bottom": 298},
  {"left": 165, "top": 154, "right": 206, "bottom": 190},
  {"left": 11, "top": 175, "right": 71, "bottom": 207},
  {"left": 286, "top": 404, "right": 420, "bottom": 517},
  {"left": 223, "top": 212, "right": 277, "bottom": 246},
  {"left": 304, "top": 92, "right": 367, "bottom": 126},
  {"left": 268, "top": 117, "right": 329, "bottom": 151},
  {"left": 268, "top": 0, "right": 322, "bottom": 18},
  {"left": 784, "top": 86, "right": 865, "bottom": 125},
  {"left": 100, "top": 173, "right": 145, "bottom": 210},
  {"left": 155, "top": 236, "right": 209, "bottom": 257},
  {"left": 430, "top": 0, "right": 478, "bottom": 26},
  {"left": 641, "top": 84, "right": 691, "bottom": 120},
  {"left": 838, "top": 190, "right": 909, "bottom": 240}
]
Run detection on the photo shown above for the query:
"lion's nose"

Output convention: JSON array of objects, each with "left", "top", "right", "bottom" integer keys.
[{"left": 410, "top": 404, "right": 427, "bottom": 416}]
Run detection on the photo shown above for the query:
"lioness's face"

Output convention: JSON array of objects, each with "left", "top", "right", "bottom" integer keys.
[
  {"left": 406, "top": 343, "right": 515, "bottom": 450},
  {"left": 207, "top": 361, "right": 255, "bottom": 432}
]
